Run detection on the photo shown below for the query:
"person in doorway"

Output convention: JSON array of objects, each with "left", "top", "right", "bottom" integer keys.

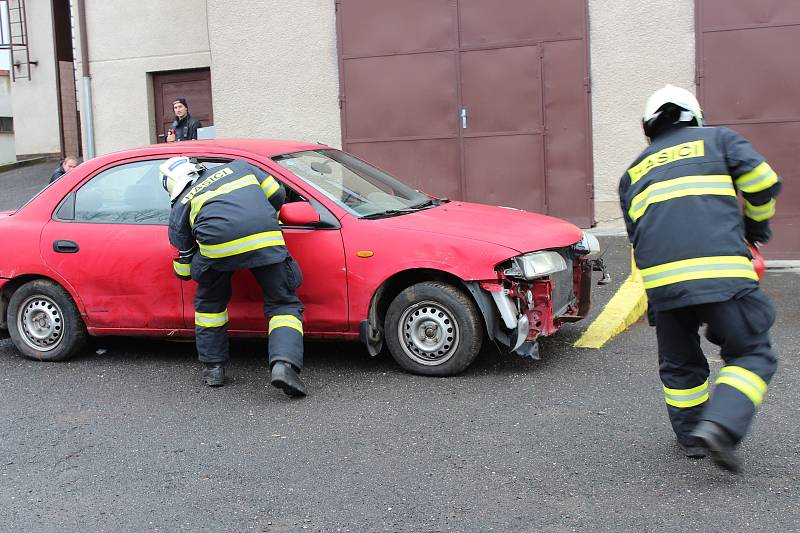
[
  {"left": 161, "top": 156, "right": 307, "bottom": 397},
  {"left": 49, "top": 156, "right": 79, "bottom": 183},
  {"left": 618, "top": 85, "right": 782, "bottom": 473},
  {"left": 166, "top": 97, "right": 202, "bottom": 142}
]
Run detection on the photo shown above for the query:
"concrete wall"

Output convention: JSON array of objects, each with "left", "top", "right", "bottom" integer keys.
[
  {"left": 77, "top": 0, "right": 211, "bottom": 155},
  {"left": 10, "top": 0, "right": 61, "bottom": 157},
  {"left": 206, "top": 0, "right": 341, "bottom": 147},
  {"left": 588, "top": 0, "right": 696, "bottom": 228}
]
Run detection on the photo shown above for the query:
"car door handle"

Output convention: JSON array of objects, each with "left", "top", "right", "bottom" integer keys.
[{"left": 53, "top": 240, "right": 80, "bottom": 253}]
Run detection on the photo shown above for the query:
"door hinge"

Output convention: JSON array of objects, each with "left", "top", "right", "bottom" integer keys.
[
  {"left": 338, "top": 95, "right": 345, "bottom": 109},
  {"left": 584, "top": 76, "right": 591, "bottom": 93}
]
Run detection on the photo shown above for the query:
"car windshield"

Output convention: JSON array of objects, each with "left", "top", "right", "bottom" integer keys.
[{"left": 272, "top": 149, "right": 434, "bottom": 218}]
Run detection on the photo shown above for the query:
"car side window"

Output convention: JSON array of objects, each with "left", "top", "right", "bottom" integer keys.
[{"left": 74, "top": 159, "right": 169, "bottom": 224}]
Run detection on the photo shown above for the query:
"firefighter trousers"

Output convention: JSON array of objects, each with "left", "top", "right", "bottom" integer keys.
[
  {"left": 193, "top": 257, "right": 304, "bottom": 370},
  {"left": 654, "top": 288, "right": 777, "bottom": 445}
]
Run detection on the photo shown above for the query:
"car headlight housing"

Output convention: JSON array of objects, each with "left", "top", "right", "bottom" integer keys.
[
  {"left": 503, "top": 251, "right": 567, "bottom": 280},
  {"left": 573, "top": 232, "right": 601, "bottom": 260}
]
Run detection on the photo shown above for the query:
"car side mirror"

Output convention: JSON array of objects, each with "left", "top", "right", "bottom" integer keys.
[{"left": 279, "top": 201, "right": 320, "bottom": 226}]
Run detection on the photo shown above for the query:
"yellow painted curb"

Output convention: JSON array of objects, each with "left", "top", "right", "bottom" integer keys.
[{"left": 574, "top": 248, "right": 647, "bottom": 349}]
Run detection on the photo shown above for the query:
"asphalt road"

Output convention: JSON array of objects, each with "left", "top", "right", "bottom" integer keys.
[{"left": 1, "top": 164, "right": 798, "bottom": 531}]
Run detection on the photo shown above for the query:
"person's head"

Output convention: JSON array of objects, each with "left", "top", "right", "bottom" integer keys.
[
  {"left": 160, "top": 156, "right": 204, "bottom": 201},
  {"left": 62, "top": 157, "right": 79, "bottom": 173},
  {"left": 173, "top": 98, "right": 189, "bottom": 119},
  {"left": 642, "top": 84, "right": 703, "bottom": 141}
]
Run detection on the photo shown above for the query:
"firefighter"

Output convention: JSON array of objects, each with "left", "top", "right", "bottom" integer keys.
[
  {"left": 161, "top": 156, "right": 307, "bottom": 397},
  {"left": 619, "top": 85, "right": 781, "bottom": 473}
]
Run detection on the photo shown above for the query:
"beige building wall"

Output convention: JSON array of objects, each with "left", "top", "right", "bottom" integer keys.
[
  {"left": 0, "top": 74, "right": 16, "bottom": 164},
  {"left": 73, "top": 1, "right": 694, "bottom": 228},
  {"left": 10, "top": 0, "right": 61, "bottom": 157},
  {"left": 77, "top": 0, "right": 211, "bottom": 155},
  {"left": 79, "top": 0, "right": 341, "bottom": 155},
  {"left": 588, "top": 0, "right": 696, "bottom": 229},
  {"left": 206, "top": 0, "right": 341, "bottom": 147}
]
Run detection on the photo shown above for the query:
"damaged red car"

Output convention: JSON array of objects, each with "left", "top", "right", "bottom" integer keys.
[{"left": 0, "top": 140, "right": 603, "bottom": 376}]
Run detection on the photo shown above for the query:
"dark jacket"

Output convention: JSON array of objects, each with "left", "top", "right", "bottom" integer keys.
[
  {"left": 49, "top": 165, "right": 66, "bottom": 183},
  {"left": 619, "top": 126, "right": 782, "bottom": 312},
  {"left": 168, "top": 159, "right": 287, "bottom": 280},
  {"left": 170, "top": 113, "right": 202, "bottom": 141}
]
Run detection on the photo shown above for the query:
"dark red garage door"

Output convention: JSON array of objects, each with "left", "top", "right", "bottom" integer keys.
[
  {"left": 697, "top": 0, "right": 800, "bottom": 259},
  {"left": 336, "top": 0, "right": 594, "bottom": 227}
]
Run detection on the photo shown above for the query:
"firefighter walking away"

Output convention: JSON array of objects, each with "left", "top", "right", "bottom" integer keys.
[
  {"left": 619, "top": 85, "right": 782, "bottom": 473},
  {"left": 162, "top": 156, "right": 307, "bottom": 397}
]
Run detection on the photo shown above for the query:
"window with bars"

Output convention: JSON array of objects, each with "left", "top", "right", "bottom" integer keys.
[{"left": 0, "top": 117, "right": 13, "bottom": 133}]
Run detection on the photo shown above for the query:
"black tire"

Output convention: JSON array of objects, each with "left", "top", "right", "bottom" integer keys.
[
  {"left": 384, "top": 282, "right": 483, "bottom": 376},
  {"left": 7, "top": 280, "right": 87, "bottom": 361}
]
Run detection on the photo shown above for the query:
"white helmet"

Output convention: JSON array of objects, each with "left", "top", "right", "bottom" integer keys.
[
  {"left": 643, "top": 84, "right": 703, "bottom": 138},
  {"left": 160, "top": 156, "right": 202, "bottom": 201}
]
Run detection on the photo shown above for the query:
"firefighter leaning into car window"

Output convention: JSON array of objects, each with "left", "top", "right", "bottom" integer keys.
[
  {"left": 161, "top": 156, "right": 307, "bottom": 397},
  {"left": 618, "top": 85, "right": 781, "bottom": 473}
]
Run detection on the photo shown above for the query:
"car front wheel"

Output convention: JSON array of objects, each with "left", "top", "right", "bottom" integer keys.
[
  {"left": 385, "top": 282, "right": 483, "bottom": 376},
  {"left": 7, "top": 280, "right": 87, "bottom": 361}
]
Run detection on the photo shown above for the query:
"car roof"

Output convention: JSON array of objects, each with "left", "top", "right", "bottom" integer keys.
[{"left": 96, "top": 138, "right": 329, "bottom": 164}]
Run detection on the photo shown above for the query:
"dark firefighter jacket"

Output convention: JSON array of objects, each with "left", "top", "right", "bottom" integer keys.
[
  {"left": 168, "top": 159, "right": 287, "bottom": 280},
  {"left": 619, "top": 126, "right": 782, "bottom": 312}
]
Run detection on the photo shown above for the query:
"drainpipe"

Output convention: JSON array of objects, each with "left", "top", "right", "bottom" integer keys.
[{"left": 75, "top": 0, "right": 94, "bottom": 158}]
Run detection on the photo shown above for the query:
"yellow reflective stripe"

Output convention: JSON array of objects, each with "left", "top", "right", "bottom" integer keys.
[
  {"left": 198, "top": 231, "right": 285, "bottom": 258},
  {"left": 665, "top": 393, "right": 709, "bottom": 408},
  {"left": 261, "top": 176, "right": 280, "bottom": 198},
  {"left": 189, "top": 175, "right": 260, "bottom": 225},
  {"left": 195, "top": 309, "right": 229, "bottom": 328},
  {"left": 173, "top": 261, "right": 191, "bottom": 276},
  {"left": 629, "top": 175, "right": 735, "bottom": 221},
  {"left": 640, "top": 255, "right": 752, "bottom": 276},
  {"left": 735, "top": 162, "right": 778, "bottom": 193},
  {"left": 640, "top": 256, "right": 757, "bottom": 289},
  {"left": 717, "top": 366, "right": 767, "bottom": 407},
  {"left": 269, "top": 314, "right": 303, "bottom": 335},
  {"left": 628, "top": 140, "right": 705, "bottom": 184},
  {"left": 744, "top": 198, "right": 776, "bottom": 222},
  {"left": 663, "top": 380, "right": 709, "bottom": 408}
]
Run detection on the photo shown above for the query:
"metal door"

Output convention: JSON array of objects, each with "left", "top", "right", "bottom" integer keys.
[
  {"left": 697, "top": 0, "right": 800, "bottom": 258},
  {"left": 153, "top": 68, "right": 213, "bottom": 143},
  {"left": 336, "top": 0, "right": 593, "bottom": 226}
]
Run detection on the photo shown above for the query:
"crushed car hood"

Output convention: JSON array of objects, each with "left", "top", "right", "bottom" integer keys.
[{"left": 380, "top": 201, "right": 583, "bottom": 253}]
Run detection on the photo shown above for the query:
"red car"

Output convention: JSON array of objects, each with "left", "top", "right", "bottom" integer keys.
[{"left": 0, "top": 140, "right": 603, "bottom": 375}]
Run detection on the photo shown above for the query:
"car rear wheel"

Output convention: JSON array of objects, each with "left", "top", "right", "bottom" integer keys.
[
  {"left": 7, "top": 280, "right": 87, "bottom": 361},
  {"left": 385, "top": 282, "right": 483, "bottom": 376}
]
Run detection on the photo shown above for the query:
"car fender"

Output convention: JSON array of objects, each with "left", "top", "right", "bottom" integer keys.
[{"left": 0, "top": 264, "right": 88, "bottom": 319}]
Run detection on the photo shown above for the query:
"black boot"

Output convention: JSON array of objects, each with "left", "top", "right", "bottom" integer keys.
[
  {"left": 202, "top": 363, "right": 225, "bottom": 387},
  {"left": 270, "top": 362, "right": 307, "bottom": 397},
  {"left": 691, "top": 421, "right": 741, "bottom": 473},
  {"left": 677, "top": 439, "right": 707, "bottom": 459}
]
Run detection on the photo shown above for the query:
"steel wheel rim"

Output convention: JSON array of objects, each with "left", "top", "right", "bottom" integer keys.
[
  {"left": 397, "top": 300, "right": 459, "bottom": 366},
  {"left": 16, "top": 295, "right": 65, "bottom": 352}
]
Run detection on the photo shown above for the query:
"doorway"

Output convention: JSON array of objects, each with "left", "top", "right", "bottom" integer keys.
[{"left": 152, "top": 68, "right": 213, "bottom": 143}]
